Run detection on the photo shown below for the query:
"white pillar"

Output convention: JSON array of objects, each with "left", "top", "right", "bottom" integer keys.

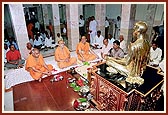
[
  {"left": 52, "top": 4, "right": 61, "bottom": 43},
  {"left": 8, "top": 4, "right": 29, "bottom": 58},
  {"left": 95, "top": 4, "right": 106, "bottom": 37},
  {"left": 66, "top": 4, "right": 79, "bottom": 51},
  {"left": 120, "top": 4, "right": 136, "bottom": 47},
  {"left": 42, "top": 4, "right": 49, "bottom": 30}
]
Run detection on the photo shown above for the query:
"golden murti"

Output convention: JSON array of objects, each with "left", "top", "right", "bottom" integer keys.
[{"left": 105, "top": 21, "right": 150, "bottom": 85}]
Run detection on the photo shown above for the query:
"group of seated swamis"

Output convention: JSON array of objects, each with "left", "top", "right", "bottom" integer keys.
[{"left": 4, "top": 32, "right": 163, "bottom": 82}]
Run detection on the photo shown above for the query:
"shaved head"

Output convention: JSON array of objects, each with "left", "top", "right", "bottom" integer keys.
[
  {"left": 32, "top": 48, "right": 40, "bottom": 58},
  {"left": 81, "top": 36, "right": 87, "bottom": 44}
]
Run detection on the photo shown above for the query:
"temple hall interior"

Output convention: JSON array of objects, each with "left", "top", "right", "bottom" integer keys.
[{"left": 3, "top": 3, "right": 165, "bottom": 112}]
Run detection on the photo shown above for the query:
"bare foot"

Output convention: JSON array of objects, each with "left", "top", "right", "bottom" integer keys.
[{"left": 38, "top": 78, "right": 42, "bottom": 82}]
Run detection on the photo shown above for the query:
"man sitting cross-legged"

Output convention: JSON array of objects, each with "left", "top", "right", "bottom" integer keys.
[
  {"left": 25, "top": 48, "right": 53, "bottom": 82},
  {"left": 5, "top": 44, "right": 25, "bottom": 69},
  {"left": 55, "top": 40, "right": 77, "bottom": 69},
  {"left": 76, "top": 36, "right": 99, "bottom": 62}
]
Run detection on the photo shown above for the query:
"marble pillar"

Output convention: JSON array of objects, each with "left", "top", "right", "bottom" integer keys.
[
  {"left": 66, "top": 4, "right": 79, "bottom": 51},
  {"left": 145, "top": 4, "right": 157, "bottom": 42},
  {"left": 95, "top": 4, "right": 106, "bottom": 37},
  {"left": 42, "top": 4, "right": 49, "bottom": 30},
  {"left": 52, "top": 4, "right": 61, "bottom": 43},
  {"left": 8, "top": 4, "right": 29, "bottom": 58},
  {"left": 120, "top": 4, "right": 136, "bottom": 49}
]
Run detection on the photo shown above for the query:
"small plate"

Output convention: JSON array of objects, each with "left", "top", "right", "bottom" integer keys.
[
  {"left": 73, "top": 86, "right": 81, "bottom": 92},
  {"left": 69, "top": 82, "right": 76, "bottom": 88}
]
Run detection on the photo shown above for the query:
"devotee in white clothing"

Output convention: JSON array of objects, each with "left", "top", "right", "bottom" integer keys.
[
  {"left": 93, "top": 30, "right": 104, "bottom": 49},
  {"left": 119, "top": 35, "right": 127, "bottom": 54},
  {"left": 108, "top": 34, "right": 115, "bottom": 47},
  {"left": 114, "top": 16, "right": 121, "bottom": 39},
  {"left": 105, "top": 17, "right": 110, "bottom": 38},
  {"left": 89, "top": 16, "right": 97, "bottom": 45},
  {"left": 55, "top": 33, "right": 63, "bottom": 44},
  {"left": 4, "top": 43, "right": 9, "bottom": 63},
  {"left": 22, "top": 42, "right": 33, "bottom": 60},
  {"left": 101, "top": 38, "right": 112, "bottom": 59},
  {"left": 45, "top": 34, "right": 53, "bottom": 48},
  {"left": 34, "top": 33, "right": 43, "bottom": 50},
  {"left": 149, "top": 42, "right": 162, "bottom": 67},
  {"left": 159, "top": 59, "right": 164, "bottom": 72},
  {"left": 79, "top": 15, "right": 85, "bottom": 36}
]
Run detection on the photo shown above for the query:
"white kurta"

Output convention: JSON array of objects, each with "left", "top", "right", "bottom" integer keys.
[
  {"left": 108, "top": 38, "right": 115, "bottom": 47},
  {"left": 89, "top": 20, "right": 97, "bottom": 44},
  {"left": 149, "top": 47, "right": 162, "bottom": 65},
  {"left": 101, "top": 43, "right": 112, "bottom": 55},
  {"left": 94, "top": 35, "right": 104, "bottom": 48},
  {"left": 79, "top": 19, "right": 84, "bottom": 27},
  {"left": 105, "top": 20, "right": 109, "bottom": 28},
  {"left": 120, "top": 40, "right": 127, "bottom": 54},
  {"left": 45, "top": 37, "right": 53, "bottom": 47}
]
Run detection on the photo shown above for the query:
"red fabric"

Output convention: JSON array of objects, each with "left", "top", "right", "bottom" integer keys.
[{"left": 6, "top": 50, "right": 21, "bottom": 61}]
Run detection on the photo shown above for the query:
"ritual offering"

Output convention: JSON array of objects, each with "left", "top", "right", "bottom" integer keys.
[{"left": 73, "top": 98, "right": 90, "bottom": 111}]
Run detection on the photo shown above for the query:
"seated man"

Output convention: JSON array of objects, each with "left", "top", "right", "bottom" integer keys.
[
  {"left": 108, "top": 40, "right": 124, "bottom": 59},
  {"left": 55, "top": 33, "right": 63, "bottom": 44},
  {"left": 34, "top": 33, "right": 43, "bottom": 50},
  {"left": 108, "top": 34, "right": 115, "bottom": 46},
  {"left": 76, "top": 36, "right": 99, "bottom": 62},
  {"left": 4, "top": 43, "right": 9, "bottom": 63},
  {"left": 5, "top": 44, "right": 25, "bottom": 69},
  {"left": 149, "top": 41, "right": 162, "bottom": 67},
  {"left": 92, "top": 30, "right": 104, "bottom": 49},
  {"left": 25, "top": 48, "right": 53, "bottom": 82},
  {"left": 106, "top": 21, "right": 150, "bottom": 79},
  {"left": 45, "top": 34, "right": 53, "bottom": 49},
  {"left": 101, "top": 38, "right": 112, "bottom": 59},
  {"left": 22, "top": 42, "right": 33, "bottom": 60},
  {"left": 55, "top": 40, "right": 77, "bottom": 69},
  {"left": 119, "top": 35, "right": 127, "bottom": 54}
]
